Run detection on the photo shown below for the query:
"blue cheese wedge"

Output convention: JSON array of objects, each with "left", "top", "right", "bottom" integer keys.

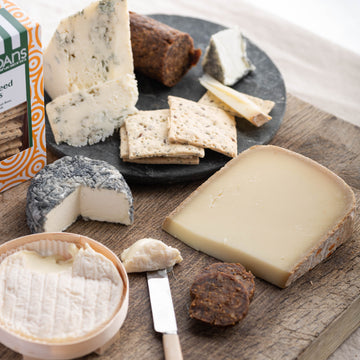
[
  {"left": 0, "top": 241, "right": 123, "bottom": 341},
  {"left": 44, "top": 0, "right": 137, "bottom": 100},
  {"left": 44, "top": 0, "right": 138, "bottom": 146},
  {"left": 46, "top": 78, "right": 138, "bottom": 146},
  {"left": 26, "top": 156, "right": 134, "bottom": 233},
  {"left": 120, "top": 238, "right": 183, "bottom": 273},
  {"left": 202, "top": 27, "right": 255, "bottom": 86}
]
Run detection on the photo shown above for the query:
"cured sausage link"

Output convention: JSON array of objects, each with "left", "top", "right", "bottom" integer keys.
[{"left": 130, "top": 12, "right": 201, "bottom": 87}]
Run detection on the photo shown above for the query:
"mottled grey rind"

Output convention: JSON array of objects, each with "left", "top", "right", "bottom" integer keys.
[{"left": 26, "top": 155, "right": 134, "bottom": 233}]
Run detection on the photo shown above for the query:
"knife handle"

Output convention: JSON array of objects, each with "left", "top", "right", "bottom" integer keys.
[{"left": 163, "top": 333, "right": 183, "bottom": 360}]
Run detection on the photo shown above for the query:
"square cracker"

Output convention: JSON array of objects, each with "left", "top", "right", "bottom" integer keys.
[
  {"left": 124, "top": 109, "right": 205, "bottom": 159},
  {"left": 120, "top": 125, "right": 199, "bottom": 165},
  {"left": 168, "top": 96, "right": 237, "bottom": 158},
  {"left": 198, "top": 91, "right": 275, "bottom": 117}
]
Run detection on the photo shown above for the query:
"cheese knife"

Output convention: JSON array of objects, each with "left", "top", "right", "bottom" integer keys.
[{"left": 147, "top": 269, "right": 183, "bottom": 360}]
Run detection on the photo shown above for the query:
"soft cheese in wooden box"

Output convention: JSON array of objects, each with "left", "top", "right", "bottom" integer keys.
[
  {"left": 0, "top": 232, "right": 129, "bottom": 359},
  {"left": 0, "top": 0, "right": 46, "bottom": 193}
]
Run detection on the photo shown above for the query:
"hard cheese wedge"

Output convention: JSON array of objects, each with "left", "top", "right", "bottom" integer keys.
[
  {"left": 199, "top": 74, "right": 271, "bottom": 127},
  {"left": 163, "top": 145, "right": 355, "bottom": 288}
]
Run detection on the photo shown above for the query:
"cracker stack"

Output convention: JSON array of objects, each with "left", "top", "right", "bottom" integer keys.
[
  {"left": 120, "top": 96, "right": 238, "bottom": 164},
  {"left": 0, "top": 102, "right": 26, "bottom": 160}
]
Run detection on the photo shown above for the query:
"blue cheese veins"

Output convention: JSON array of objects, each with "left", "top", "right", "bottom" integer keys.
[
  {"left": 44, "top": 0, "right": 138, "bottom": 146},
  {"left": 44, "top": 0, "right": 136, "bottom": 100},
  {"left": 46, "top": 78, "right": 138, "bottom": 146},
  {"left": 26, "top": 156, "right": 134, "bottom": 233},
  {"left": 202, "top": 27, "right": 255, "bottom": 86}
]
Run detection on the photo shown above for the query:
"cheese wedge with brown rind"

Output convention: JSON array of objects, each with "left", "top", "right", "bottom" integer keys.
[{"left": 163, "top": 145, "right": 355, "bottom": 288}]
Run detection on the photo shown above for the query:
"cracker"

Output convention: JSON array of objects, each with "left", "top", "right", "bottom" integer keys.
[
  {"left": 120, "top": 125, "right": 199, "bottom": 165},
  {"left": 0, "top": 139, "right": 22, "bottom": 153},
  {"left": 0, "top": 128, "right": 23, "bottom": 142},
  {"left": 119, "top": 125, "right": 130, "bottom": 158},
  {"left": 1, "top": 118, "right": 23, "bottom": 132},
  {"left": 124, "top": 109, "right": 205, "bottom": 159},
  {"left": 168, "top": 96, "right": 237, "bottom": 158},
  {"left": 0, "top": 102, "right": 27, "bottom": 124},
  {"left": 0, "top": 147, "right": 20, "bottom": 160},
  {"left": 0, "top": 135, "right": 22, "bottom": 146},
  {"left": 123, "top": 156, "right": 200, "bottom": 165},
  {"left": 199, "top": 91, "right": 275, "bottom": 116}
]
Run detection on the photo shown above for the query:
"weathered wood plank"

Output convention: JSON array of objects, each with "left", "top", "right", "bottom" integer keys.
[{"left": 0, "top": 94, "right": 359, "bottom": 359}]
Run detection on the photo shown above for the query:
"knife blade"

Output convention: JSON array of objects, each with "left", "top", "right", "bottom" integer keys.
[{"left": 147, "top": 269, "right": 183, "bottom": 360}]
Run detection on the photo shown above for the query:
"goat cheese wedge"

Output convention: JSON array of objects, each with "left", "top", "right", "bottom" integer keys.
[
  {"left": 26, "top": 155, "right": 134, "bottom": 233},
  {"left": 44, "top": 0, "right": 137, "bottom": 100},
  {"left": 163, "top": 145, "right": 355, "bottom": 288},
  {"left": 202, "top": 27, "right": 255, "bottom": 86},
  {"left": 120, "top": 238, "right": 183, "bottom": 273}
]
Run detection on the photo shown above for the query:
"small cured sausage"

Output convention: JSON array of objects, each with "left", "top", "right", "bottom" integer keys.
[
  {"left": 130, "top": 12, "right": 201, "bottom": 87},
  {"left": 192, "top": 262, "right": 255, "bottom": 301},
  {"left": 189, "top": 271, "right": 250, "bottom": 326}
]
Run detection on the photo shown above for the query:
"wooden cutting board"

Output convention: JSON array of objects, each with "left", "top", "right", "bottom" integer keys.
[{"left": 0, "top": 94, "right": 359, "bottom": 360}]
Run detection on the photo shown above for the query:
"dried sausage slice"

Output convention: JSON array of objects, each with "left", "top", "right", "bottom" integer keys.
[
  {"left": 130, "top": 12, "right": 201, "bottom": 87},
  {"left": 192, "top": 263, "right": 255, "bottom": 301},
  {"left": 189, "top": 271, "right": 250, "bottom": 326}
]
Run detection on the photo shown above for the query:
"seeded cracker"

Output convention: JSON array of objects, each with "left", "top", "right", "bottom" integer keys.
[
  {"left": 168, "top": 96, "right": 237, "bottom": 158},
  {"left": 0, "top": 139, "right": 22, "bottom": 153},
  {"left": 120, "top": 125, "right": 199, "bottom": 164},
  {"left": 199, "top": 91, "right": 275, "bottom": 117},
  {"left": 0, "top": 102, "right": 27, "bottom": 124},
  {"left": 0, "top": 148, "right": 20, "bottom": 160},
  {"left": 1, "top": 118, "right": 23, "bottom": 132},
  {"left": 124, "top": 109, "right": 205, "bottom": 159},
  {"left": 0, "top": 128, "right": 23, "bottom": 145}
]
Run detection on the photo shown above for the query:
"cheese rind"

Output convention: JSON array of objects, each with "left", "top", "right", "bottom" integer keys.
[
  {"left": 44, "top": 0, "right": 136, "bottom": 99},
  {"left": 0, "top": 242, "right": 123, "bottom": 341},
  {"left": 46, "top": 77, "right": 138, "bottom": 146},
  {"left": 26, "top": 155, "right": 134, "bottom": 233},
  {"left": 163, "top": 145, "right": 355, "bottom": 288},
  {"left": 202, "top": 27, "right": 255, "bottom": 86}
]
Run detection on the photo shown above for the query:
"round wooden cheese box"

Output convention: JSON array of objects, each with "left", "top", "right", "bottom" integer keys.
[{"left": 0, "top": 232, "right": 129, "bottom": 360}]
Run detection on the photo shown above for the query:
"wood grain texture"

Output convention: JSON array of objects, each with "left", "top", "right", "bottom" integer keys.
[{"left": 0, "top": 94, "right": 359, "bottom": 360}]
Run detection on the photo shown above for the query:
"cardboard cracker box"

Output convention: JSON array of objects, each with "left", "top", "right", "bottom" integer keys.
[{"left": 0, "top": 0, "right": 46, "bottom": 193}]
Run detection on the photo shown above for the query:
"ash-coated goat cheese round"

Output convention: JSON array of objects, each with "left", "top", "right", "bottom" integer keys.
[{"left": 26, "top": 155, "right": 134, "bottom": 233}]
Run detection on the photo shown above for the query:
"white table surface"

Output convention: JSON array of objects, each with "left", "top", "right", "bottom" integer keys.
[{"left": 9, "top": 0, "right": 360, "bottom": 358}]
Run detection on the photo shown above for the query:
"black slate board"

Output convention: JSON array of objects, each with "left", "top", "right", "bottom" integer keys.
[{"left": 46, "top": 15, "right": 286, "bottom": 184}]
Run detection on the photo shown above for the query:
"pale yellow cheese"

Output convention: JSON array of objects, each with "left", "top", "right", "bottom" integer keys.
[
  {"left": 199, "top": 74, "right": 271, "bottom": 127},
  {"left": 163, "top": 145, "right": 355, "bottom": 288}
]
